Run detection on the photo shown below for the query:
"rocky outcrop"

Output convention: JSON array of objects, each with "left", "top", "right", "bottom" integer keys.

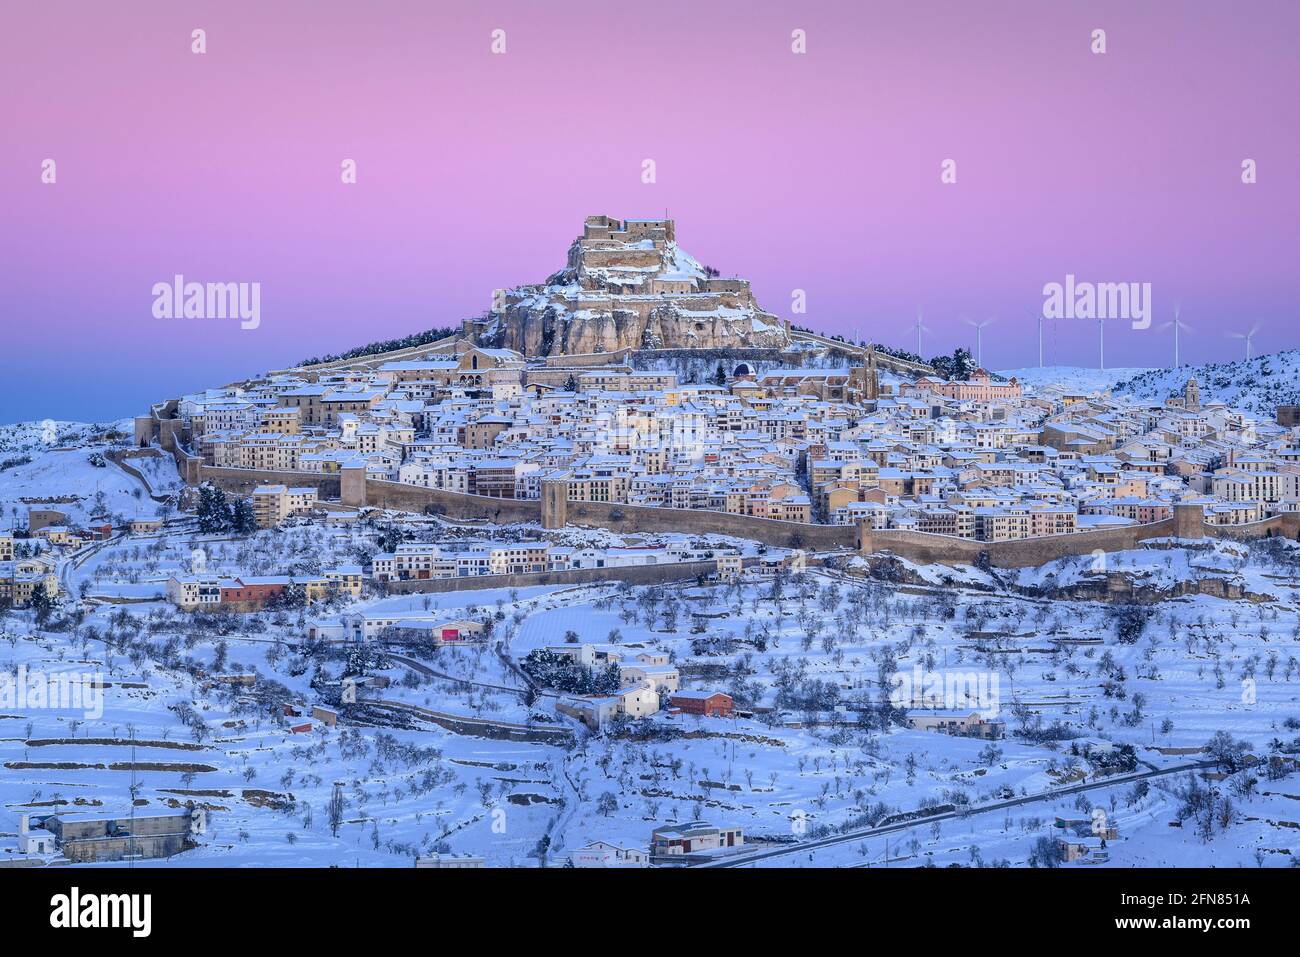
[{"left": 468, "top": 215, "right": 791, "bottom": 356}]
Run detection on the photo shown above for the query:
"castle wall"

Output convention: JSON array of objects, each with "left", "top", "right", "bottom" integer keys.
[
  {"left": 364, "top": 479, "right": 543, "bottom": 524},
  {"left": 133, "top": 415, "right": 154, "bottom": 447},
  {"left": 173, "top": 447, "right": 202, "bottom": 485},
  {"left": 854, "top": 506, "right": 1300, "bottom": 568},
  {"left": 1206, "top": 512, "right": 1300, "bottom": 540},
  {"left": 580, "top": 248, "right": 663, "bottom": 270},
  {"left": 105, "top": 450, "right": 173, "bottom": 502},
  {"left": 561, "top": 500, "right": 855, "bottom": 550},
  {"left": 200, "top": 466, "right": 341, "bottom": 498},
  {"left": 541, "top": 480, "right": 567, "bottom": 529},
  {"left": 858, "top": 518, "right": 1181, "bottom": 568},
  {"left": 341, "top": 466, "right": 368, "bottom": 508},
  {"left": 183, "top": 467, "right": 1300, "bottom": 569}
]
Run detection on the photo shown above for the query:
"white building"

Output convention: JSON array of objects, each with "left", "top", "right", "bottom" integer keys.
[{"left": 569, "top": 841, "right": 650, "bottom": 868}]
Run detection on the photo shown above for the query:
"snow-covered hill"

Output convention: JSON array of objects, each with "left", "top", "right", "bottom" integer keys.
[
  {"left": 0, "top": 419, "right": 179, "bottom": 527},
  {"left": 996, "top": 366, "right": 1153, "bottom": 395},
  {"left": 1112, "top": 349, "right": 1300, "bottom": 418},
  {"left": 0, "top": 419, "right": 131, "bottom": 454}
]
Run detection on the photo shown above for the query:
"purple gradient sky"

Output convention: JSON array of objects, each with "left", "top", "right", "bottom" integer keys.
[{"left": 2, "top": 0, "right": 1298, "bottom": 423}]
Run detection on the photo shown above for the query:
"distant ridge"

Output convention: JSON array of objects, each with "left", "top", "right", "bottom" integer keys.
[{"left": 1112, "top": 349, "right": 1300, "bottom": 417}]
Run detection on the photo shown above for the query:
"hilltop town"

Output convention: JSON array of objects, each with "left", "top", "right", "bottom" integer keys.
[{"left": 4, "top": 217, "right": 1300, "bottom": 870}]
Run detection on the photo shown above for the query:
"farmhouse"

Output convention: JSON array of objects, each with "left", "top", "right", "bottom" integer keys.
[
  {"left": 669, "top": 690, "right": 734, "bottom": 718},
  {"left": 556, "top": 681, "right": 660, "bottom": 731},
  {"left": 904, "top": 708, "right": 1005, "bottom": 739},
  {"left": 650, "top": 821, "right": 744, "bottom": 858},
  {"left": 29, "top": 807, "right": 206, "bottom": 863},
  {"left": 569, "top": 841, "right": 650, "bottom": 868}
]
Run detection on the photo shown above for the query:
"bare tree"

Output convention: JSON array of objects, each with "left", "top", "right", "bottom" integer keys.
[{"left": 328, "top": 783, "right": 346, "bottom": 837}]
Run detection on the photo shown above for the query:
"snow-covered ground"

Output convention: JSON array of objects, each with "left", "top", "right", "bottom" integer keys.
[
  {"left": 0, "top": 420, "right": 175, "bottom": 529},
  {"left": 5, "top": 515, "right": 1300, "bottom": 868},
  {"left": 997, "top": 366, "right": 1153, "bottom": 395},
  {"left": 4, "top": 425, "right": 1300, "bottom": 870},
  {"left": 1112, "top": 348, "right": 1300, "bottom": 418}
]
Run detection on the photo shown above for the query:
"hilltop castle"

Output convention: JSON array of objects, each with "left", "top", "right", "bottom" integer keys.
[{"left": 462, "top": 215, "right": 792, "bottom": 356}]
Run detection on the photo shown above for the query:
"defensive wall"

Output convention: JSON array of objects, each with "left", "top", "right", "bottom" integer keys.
[
  {"left": 105, "top": 449, "right": 174, "bottom": 502},
  {"left": 1203, "top": 512, "right": 1300, "bottom": 542},
  {"left": 362, "top": 479, "right": 542, "bottom": 524},
  {"left": 857, "top": 507, "right": 1300, "bottom": 569},
  {"left": 351, "top": 476, "right": 853, "bottom": 549},
  {"left": 556, "top": 498, "right": 855, "bottom": 550},
  {"left": 176, "top": 460, "right": 1300, "bottom": 569},
  {"left": 857, "top": 517, "right": 1179, "bottom": 568},
  {"left": 200, "top": 466, "right": 342, "bottom": 498},
  {"left": 135, "top": 401, "right": 202, "bottom": 483}
]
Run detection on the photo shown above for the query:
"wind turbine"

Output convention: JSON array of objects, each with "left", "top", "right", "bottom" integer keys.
[
  {"left": 1097, "top": 317, "right": 1107, "bottom": 371},
  {"left": 909, "top": 310, "right": 930, "bottom": 357},
  {"left": 1158, "top": 305, "right": 1191, "bottom": 367},
  {"left": 1228, "top": 324, "right": 1260, "bottom": 361},
  {"left": 1036, "top": 314, "right": 1045, "bottom": 368},
  {"left": 965, "top": 318, "right": 994, "bottom": 369}
]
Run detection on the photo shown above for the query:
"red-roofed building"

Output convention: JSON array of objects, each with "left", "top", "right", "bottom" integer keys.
[
  {"left": 669, "top": 691, "right": 733, "bottom": 718},
  {"left": 220, "top": 577, "right": 289, "bottom": 610}
]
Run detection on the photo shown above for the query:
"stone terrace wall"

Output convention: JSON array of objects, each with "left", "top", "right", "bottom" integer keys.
[
  {"left": 384, "top": 559, "right": 722, "bottom": 594},
  {"left": 368, "top": 700, "right": 572, "bottom": 745}
]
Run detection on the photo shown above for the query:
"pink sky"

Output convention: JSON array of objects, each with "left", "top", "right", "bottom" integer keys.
[{"left": 2, "top": 0, "right": 1297, "bottom": 422}]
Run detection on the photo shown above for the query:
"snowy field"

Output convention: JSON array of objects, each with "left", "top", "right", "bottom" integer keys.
[
  {"left": 4, "top": 514, "right": 1300, "bottom": 868},
  {"left": 996, "top": 366, "right": 1152, "bottom": 395},
  {"left": 1113, "top": 348, "right": 1300, "bottom": 418},
  {"left": 1000, "top": 349, "right": 1300, "bottom": 419},
  {"left": 0, "top": 419, "right": 172, "bottom": 529},
  {"left": 3, "top": 420, "right": 1299, "bottom": 870}
]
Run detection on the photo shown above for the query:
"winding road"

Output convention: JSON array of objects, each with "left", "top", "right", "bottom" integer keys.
[{"left": 692, "top": 759, "right": 1215, "bottom": 867}]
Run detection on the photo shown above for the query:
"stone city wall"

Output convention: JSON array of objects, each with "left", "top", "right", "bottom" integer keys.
[
  {"left": 558, "top": 498, "right": 855, "bottom": 550},
  {"left": 179, "top": 463, "right": 1300, "bottom": 568},
  {"left": 859, "top": 518, "right": 1180, "bottom": 569},
  {"left": 200, "top": 466, "right": 342, "bottom": 498},
  {"left": 363, "top": 479, "right": 542, "bottom": 523},
  {"left": 858, "top": 507, "right": 1300, "bottom": 568}
]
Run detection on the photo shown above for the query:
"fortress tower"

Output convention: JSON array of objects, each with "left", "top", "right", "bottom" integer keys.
[{"left": 479, "top": 214, "right": 791, "bottom": 356}]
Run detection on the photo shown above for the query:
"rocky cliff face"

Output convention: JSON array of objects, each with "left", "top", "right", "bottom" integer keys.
[{"left": 470, "top": 215, "right": 791, "bottom": 356}]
